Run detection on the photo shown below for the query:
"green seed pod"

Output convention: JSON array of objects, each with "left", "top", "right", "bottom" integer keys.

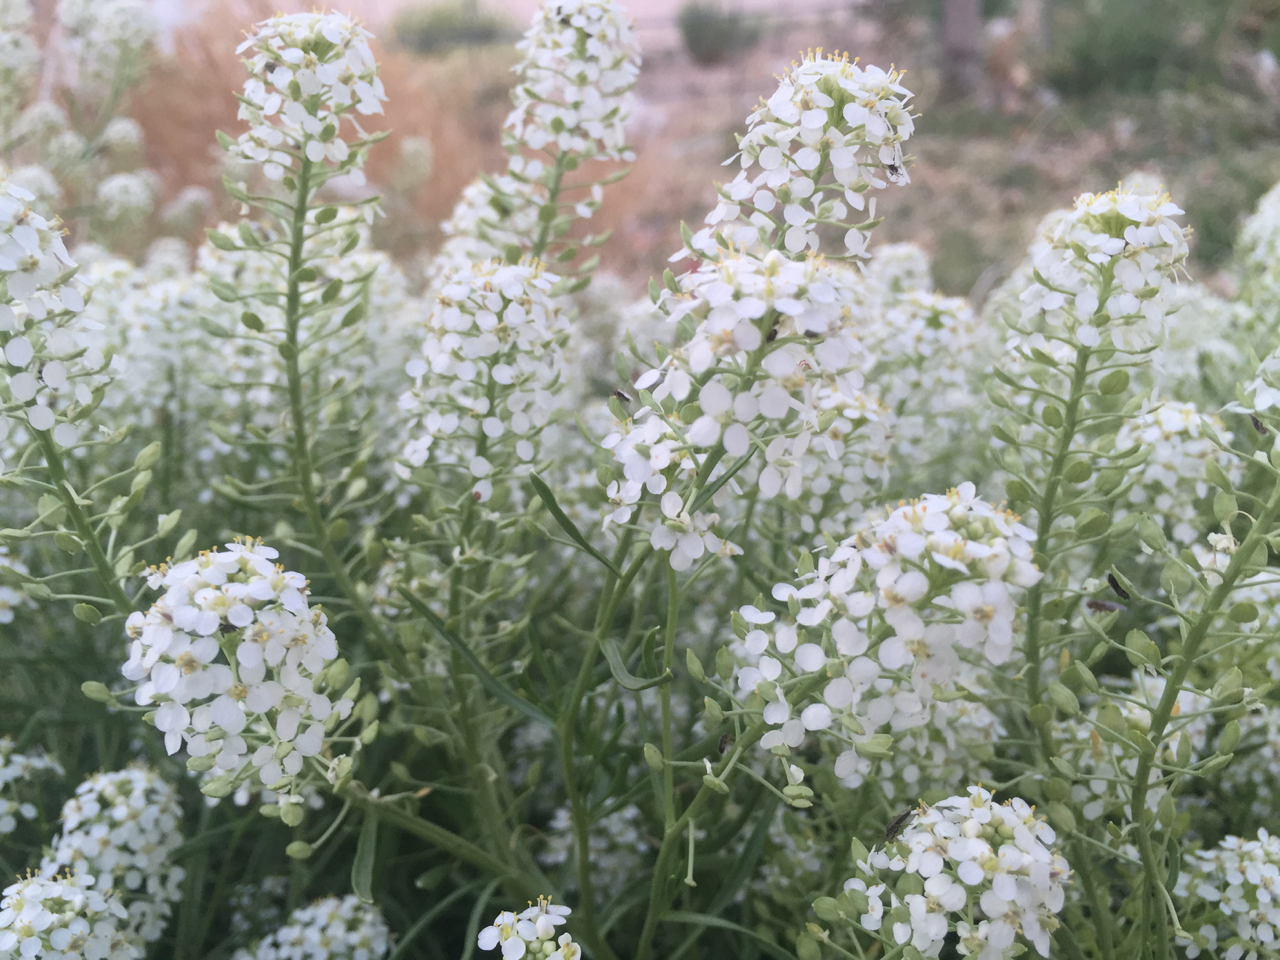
[{"left": 285, "top": 841, "right": 314, "bottom": 860}]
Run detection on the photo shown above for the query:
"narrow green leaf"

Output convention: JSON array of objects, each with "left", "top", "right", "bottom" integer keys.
[
  {"left": 529, "top": 472, "right": 620, "bottom": 576},
  {"left": 664, "top": 912, "right": 794, "bottom": 960},
  {"left": 601, "top": 636, "right": 671, "bottom": 692},
  {"left": 689, "top": 452, "right": 754, "bottom": 515},
  {"left": 352, "top": 810, "right": 377, "bottom": 903},
  {"left": 398, "top": 588, "right": 555, "bottom": 728}
]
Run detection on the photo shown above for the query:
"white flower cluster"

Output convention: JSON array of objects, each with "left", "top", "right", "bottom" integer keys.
[
  {"left": 41, "top": 767, "right": 185, "bottom": 945},
  {"left": 233, "top": 12, "right": 385, "bottom": 183},
  {"left": 507, "top": 0, "right": 639, "bottom": 162},
  {"left": 233, "top": 895, "right": 390, "bottom": 960},
  {"left": 728, "top": 484, "right": 1040, "bottom": 778},
  {"left": 1238, "top": 178, "right": 1280, "bottom": 315},
  {"left": 477, "top": 897, "right": 578, "bottom": 960},
  {"left": 0, "top": 166, "right": 107, "bottom": 447},
  {"left": 0, "top": 736, "right": 61, "bottom": 834},
  {"left": 861, "top": 287, "right": 996, "bottom": 483},
  {"left": 539, "top": 805, "right": 649, "bottom": 898},
  {"left": 1175, "top": 829, "right": 1280, "bottom": 960},
  {"left": 1113, "top": 401, "right": 1239, "bottom": 545},
  {"left": 398, "top": 260, "right": 569, "bottom": 501},
  {"left": 846, "top": 787, "right": 1070, "bottom": 960},
  {"left": 689, "top": 53, "right": 914, "bottom": 262},
  {"left": 601, "top": 249, "right": 886, "bottom": 569},
  {"left": 120, "top": 540, "right": 353, "bottom": 801},
  {"left": 55, "top": 0, "right": 154, "bottom": 95},
  {"left": 0, "top": 872, "right": 137, "bottom": 960},
  {"left": 1015, "top": 187, "right": 1189, "bottom": 352},
  {"left": 429, "top": 0, "right": 639, "bottom": 279}
]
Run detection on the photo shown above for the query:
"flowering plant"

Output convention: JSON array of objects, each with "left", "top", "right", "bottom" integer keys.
[{"left": 1, "top": 4, "right": 1279, "bottom": 960}]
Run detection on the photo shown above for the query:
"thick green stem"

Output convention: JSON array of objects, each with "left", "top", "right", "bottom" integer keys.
[{"left": 36, "top": 431, "right": 131, "bottom": 614}]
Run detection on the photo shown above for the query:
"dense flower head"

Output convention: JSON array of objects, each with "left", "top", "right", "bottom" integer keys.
[
  {"left": 0, "top": 736, "right": 61, "bottom": 835},
  {"left": 0, "top": 872, "right": 137, "bottom": 960},
  {"left": 119, "top": 539, "right": 353, "bottom": 801},
  {"left": 477, "top": 897, "right": 577, "bottom": 960},
  {"left": 1238, "top": 179, "right": 1280, "bottom": 314},
  {"left": 398, "top": 259, "right": 569, "bottom": 501},
  {"left": 233, "top": 895, "right": 390, "bottom": 960},
  {"left": 0, "top": 166, "right": 111, "bottom": 447},
  {"left": 688, "top": 52, "right": 914, "bottom": 262},
  {"left": 233, "top": 12, "right": 385, "bottom": 183},
  {"left": 728, "top": 484, "right": 1040, "bottom": 778},
  {"left": 850, "top": 787, "right": 1070, "bottom": 960},
  {"left": 1175, "top": 829, "right": 1280, "bottom": 960},
  {"left": 1113, "top": 401, "right": 1239, "bottom": 545},
  {"left": 507, "top": 0, "right": 639, "bottom": 162},
  {"left": 1016, "top": 187, "right": 1188, "bottom": 351},
  {"left": 41, "top": 767, "right": 184, "bottom": 945},
  {"left": 601, "top": 248, "right": 890, "bottom": 566}
]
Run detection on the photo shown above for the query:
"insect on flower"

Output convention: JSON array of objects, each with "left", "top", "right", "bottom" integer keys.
[{"left": 883, "top": 805, "right": 916, "bottom": 842}]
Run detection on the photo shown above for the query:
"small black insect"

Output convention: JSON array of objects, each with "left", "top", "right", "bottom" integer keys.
[
  {"left": 1252, "top": 414, "right": 1268, "bottom": 436},
  {"left": 612, "top": 390, "right": 632, "bottom": 404},
  {"left": 766, "top": 328, "right": 778, "bottom": 342},
  {"left": 883, "top": 806, "right": 915, "bottom": 843},
  {"left": 1107, "top": 573, "right": 1131, "bottom": 601},
  {"left": 718, "top": 733, "right": 733, "bottom": 755},
  {"left": 1086, "top": 598, "right": 1124, "bottom": 612}
]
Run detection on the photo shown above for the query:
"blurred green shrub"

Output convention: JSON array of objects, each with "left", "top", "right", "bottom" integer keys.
[
  {"left": 1046, "top": 0, "right": 1229, "bottom": 96},
  {"left": 394, "top": 1, "right": 512, "bottom": 56},
  {"left": 677, "top": 1, "right": 761, "bottom": 67}
]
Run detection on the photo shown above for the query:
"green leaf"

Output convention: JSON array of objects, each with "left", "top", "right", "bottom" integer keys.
[
  {"left": 664, "top": 912, "right": 794, "bottom": 960},
  {"left": 601, "top": 636, "right": 672, "bottom": 691},
  {"left": 529, "top": 472, "right": 620, "bottom": 576},
  {"left": 689, "top": 452, "right": 754, "bottom": 515},
  {"left": 352, "top": 810, "right": 377, "bottom": 903},
  {"left": 398, "top": 588, "right": 555, "bottom": 728}
]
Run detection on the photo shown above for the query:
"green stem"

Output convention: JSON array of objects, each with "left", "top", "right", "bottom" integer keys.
[
  {"left": 36, "top": 431, "right": 131, "bottom": 614},
  {"left": 280, "top": 157, "right": 399, "bottom": 666},
  {"left": 661, "top": 564, "right": 679, "bottom": 828},
  {"left": 530, "top": 153, "right": 568, "bottom": 261},
  {"left": 1127, "top": 472, "right": 1280, "bottom": 957},
  {"left": 1023, "top": 344, "right": 1092, "bottom": 710}
]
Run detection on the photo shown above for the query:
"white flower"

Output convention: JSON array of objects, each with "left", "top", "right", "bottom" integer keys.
[
  {"left": 0, "top": 735, "right": 62, "bottom": 835},
  {"left": 477, "top": 899, "right": 577, "bottom": 960}
]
